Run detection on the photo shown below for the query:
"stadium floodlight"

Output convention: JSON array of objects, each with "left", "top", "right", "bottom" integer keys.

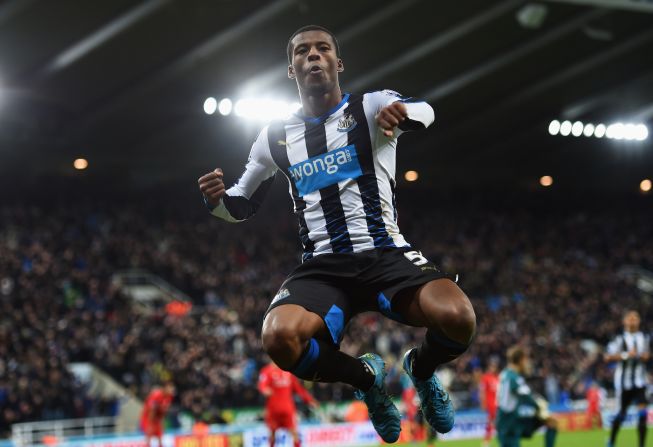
[
  {"left": 234, "top": 98, "right": 302, "bottom": 121},
  {"left": 404, "top": 170, "right": 419, "bottom": 182},
  {"left": 635, "top": 124, "right": 648, "bottom": 141},
  {"left": 623, "top": 123, "right": 638, "bottom": 140},
  {"left": 559, "top": 120, "right": 572, "bottom": 136},
  {"left": 571, "top": 121, "right": 584, "bottom": 137},
  {"left": 203, "top": 97, "right": 217, "bottom": 115},
  {"left": 594, "top": 124, "right": 606, "bottom": 138},
  {"left": 606, "top": 123, "right": 624, "bottom": 140},
  {"left": 218, "top": 98, "right": 233, "bottom": 116},
  {"left": 548, "top": 120, "right": 561, "bottom": 135},
  {"left": 641, "top": 179, "right": 652, "bottom": 193},
  {"left": 73, "top": 158, "right": 88, "bottom": 170},
  {"left": 601, "top": 122, "right": 649, "bottom": 141},
  {"left": 549, "top": 118, "right": 647, "bottom": 142}
]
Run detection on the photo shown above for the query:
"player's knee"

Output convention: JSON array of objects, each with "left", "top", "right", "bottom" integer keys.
[
  {"left": 261, "top": 324, "right": 305, "bottom": 370},
  {"left": 419, "top": 280, "right": 476, "bottom": 345},
  {"left": 436, "top": 293, "right": 476, "bottom": 345}
]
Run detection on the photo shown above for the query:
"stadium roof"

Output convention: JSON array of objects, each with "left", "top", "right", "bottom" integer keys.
[{"left": 1, "top": 0, "right": 652, "bottom": 192}]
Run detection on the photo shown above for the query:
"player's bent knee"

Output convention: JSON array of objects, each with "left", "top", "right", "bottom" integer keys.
[
  {"left": 261, "top": 324, "right": 305, "bottom": 370},
  {"left": 419, "top": 280, "right": 476, "bottom": 344},
  {"left": 436, "top": 293, "right": 476, "bottom": 345},
  {"left": 261, "top": 304, "right": 326, "bottom": 370}
]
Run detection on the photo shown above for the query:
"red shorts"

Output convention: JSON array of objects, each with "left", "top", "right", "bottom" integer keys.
[
  {"left": 141, "top": 420, "right": 164, "bottom": 438},
  {"left": 487, "top": 405, "right": 497, "bottom": 422},
  {"left": 265, "top": 411, "right": 296, "bottom": 431}
]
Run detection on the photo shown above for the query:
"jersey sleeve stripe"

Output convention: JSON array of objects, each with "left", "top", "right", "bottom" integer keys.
[
  {"left": 222, "top": 175, "right": 275, "bottom": 220},
  {"left": 400, "top": 101, "right": 434, "bottom": 131}
]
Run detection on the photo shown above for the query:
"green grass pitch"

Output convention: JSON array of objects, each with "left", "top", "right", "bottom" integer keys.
[{"left": 370, "top": 428, "right": 651, "bottom": 446}]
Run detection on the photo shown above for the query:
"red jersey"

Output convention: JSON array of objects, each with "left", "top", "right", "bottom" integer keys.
[
  {"left": 480, "top": 372, "right": 499, "bottom": 411},
  {"left": 402, "top": 386, "right": 419, "bottom": 421},
  {"left": 586, "top": 387, "right": 601, "bottom": 412},
  {"left": 140, "top": 388, "right": 174, "bottom": 429},
  {"left": 258, "top": 364, "right": 315, "bottom": 414}
]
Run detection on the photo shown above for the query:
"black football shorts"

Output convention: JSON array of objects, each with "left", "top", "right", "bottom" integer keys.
[
  {"left": 265, "top": 247, "right": 457, "bottom": 346},
  {"left": 620, "top": 387, "right": 648, "bottom": 411}
]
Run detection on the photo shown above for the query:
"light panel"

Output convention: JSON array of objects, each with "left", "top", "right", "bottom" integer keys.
[{"left": 548, "top": 119, "right": 648, "bottom": 141}]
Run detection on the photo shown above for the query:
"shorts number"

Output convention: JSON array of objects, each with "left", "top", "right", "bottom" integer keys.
[{"left": 404, "top": 250, "right": 429, "bottom": 266}]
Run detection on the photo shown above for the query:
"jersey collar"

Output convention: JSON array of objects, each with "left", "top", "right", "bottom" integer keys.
[{"left": 294, "top": 93, "right": 351, "bottom": 125}]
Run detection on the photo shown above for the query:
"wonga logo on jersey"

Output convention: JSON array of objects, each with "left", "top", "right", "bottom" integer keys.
[{"left": 288, "top": 145, "right": 362, "bottom": 196}]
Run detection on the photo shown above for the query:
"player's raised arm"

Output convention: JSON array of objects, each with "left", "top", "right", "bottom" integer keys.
[
  {"left": 371, "top": 89, "right": 435, "bottom": 137},
  {"left": 198, "top": 127, "right": 278, "bottom": 223},
  {"left": 291, "top": 375, "right": 317, "bottom": 407}
]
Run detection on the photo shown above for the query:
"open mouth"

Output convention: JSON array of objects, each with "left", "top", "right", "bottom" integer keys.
[{"left": 309, "top": 66, "right": 323, "bottom": 74}]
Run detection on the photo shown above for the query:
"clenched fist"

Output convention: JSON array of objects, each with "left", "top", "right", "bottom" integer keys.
[
  {"left": 198, "top": 168, "right": 225, "bottom": 207},
  {"left": 376, "top": 102, "right": 408, "bottom": 137}
]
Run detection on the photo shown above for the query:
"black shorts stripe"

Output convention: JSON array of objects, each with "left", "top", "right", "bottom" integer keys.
[
  {"left": 304, "top": 121, "right": 353, "bottom": 254},
  {"left": 620, "top": 387, "right": 648, "bottom": 412},
  {"left": 267, "top": 120, "right": 315, "bottom": 259},
  {"left": 347, "top": 94, "right": 394, "bottom": 248}
]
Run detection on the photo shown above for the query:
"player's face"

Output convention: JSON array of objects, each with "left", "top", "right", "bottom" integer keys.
[
  {"left": 288, "top": 31, "right": 343, "bottom": 95},
  {"left": 624, "top": 311, "right": 640, "bottom": 332},
  {"left": 519, "top": 355, "right": 533, "bottom": 376}
]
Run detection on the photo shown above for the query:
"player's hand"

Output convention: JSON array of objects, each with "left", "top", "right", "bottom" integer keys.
[
  {"left": 628, "top": 349, "right": 638, "bottom": 359},
  {"left": 376, "top": 102, "right": 408, "bottom": 137},
  {"left": 198, "top": 168, "right": 225, "bottom": 207}
]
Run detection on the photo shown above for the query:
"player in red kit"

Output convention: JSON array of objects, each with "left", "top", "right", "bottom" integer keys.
[
  {"left": 402, "top": 381, "right": 436, "bottom": 446},
  {"left": 402, "top": 384, "right": 419, "bottom": 441},
  {"left": 140, "top": 381, "right": 175, "bottom": 447},
  {"left": 586, "top": 381, "right": 603, "bottom": 429},
  {"left": 258, "top": 361, "right": 317, "bottom": 447},
  {"left": 479, "top": 359, "right": 499, "bottom": 447}
]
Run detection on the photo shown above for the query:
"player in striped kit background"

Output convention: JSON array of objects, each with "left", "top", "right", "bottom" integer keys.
[
  {"left": 604, "top": 310, "right": 650, "bottom": 447},
  {"left": 199, "top": 25, "right": 476, "bottom": 443}
]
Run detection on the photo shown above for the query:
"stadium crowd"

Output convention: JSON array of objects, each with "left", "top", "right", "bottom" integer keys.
[{"left": 0, "top": 197, "right": 652, "bottom": 435}]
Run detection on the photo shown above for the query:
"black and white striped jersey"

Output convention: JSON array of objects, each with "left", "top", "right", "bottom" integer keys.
[
  {"left": 208, "top": 90, "right": 434, "bottom": 260},
  {"left": 607, "top": 331, "right": 650, "bottom": 392}
]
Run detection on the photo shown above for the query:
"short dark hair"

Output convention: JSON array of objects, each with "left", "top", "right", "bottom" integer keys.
[
  {"left": 287, "top": 25, "right": 340, "bottom": 64},
  {"left": 507, "top": 345, "right": 526, "bottom": 365}
]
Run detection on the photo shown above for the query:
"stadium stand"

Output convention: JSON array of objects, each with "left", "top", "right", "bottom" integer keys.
[{"left": 1, "top": 199, "right": 652, "bottom": 436}]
